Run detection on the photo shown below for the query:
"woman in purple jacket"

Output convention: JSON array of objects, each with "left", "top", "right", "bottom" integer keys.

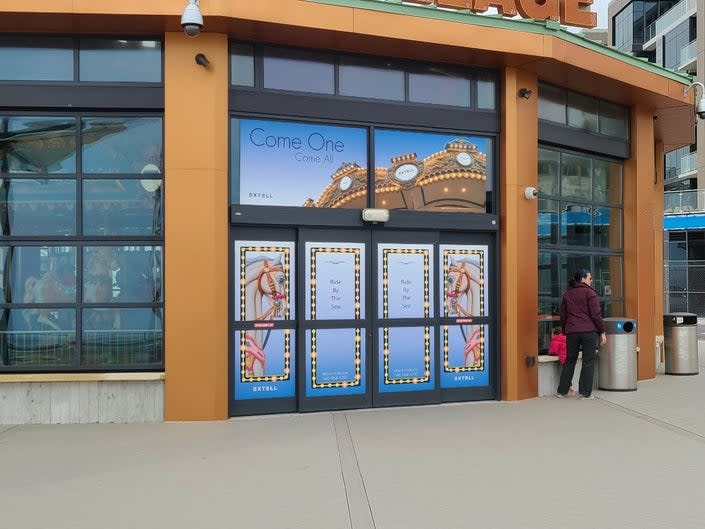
[{"left": 556, "top": 269, "right": 607, "bottom": 399}]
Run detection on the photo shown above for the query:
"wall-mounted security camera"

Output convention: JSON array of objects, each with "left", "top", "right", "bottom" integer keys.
[
  {"left": 697, "top": 97, "right": 705, "bottom": 120},
  {"left": 181, "top": 0, "right": 203, "bottom": 38},
  {"left": 684, "top": 81, "right": 705, "bottom": 120},
  {"left": 524, "top": 186, "right": 538, "bottom": 200}
]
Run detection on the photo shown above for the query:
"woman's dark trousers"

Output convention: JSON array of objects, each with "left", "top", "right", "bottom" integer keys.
[{"left": 557, "top": 332, "right": 599, "bottom": 396}]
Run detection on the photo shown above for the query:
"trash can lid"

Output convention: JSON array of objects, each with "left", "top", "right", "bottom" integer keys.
[
  {"left": 603, "top": 317, "right": 637, "bottom": 333},
  {"left": 663, "top": 313, "right": 698, "bottom": 326}
]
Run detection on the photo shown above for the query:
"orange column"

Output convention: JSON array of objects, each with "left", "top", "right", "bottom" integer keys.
[
  {"left": 623, "top": 106, "right": 659, "bottom": 380},
  {"left": 500, "top": 67, "right": 539, "bottom": 400},
  {"left": 163, "top": 33, "right": 229, "bottom": 420}
]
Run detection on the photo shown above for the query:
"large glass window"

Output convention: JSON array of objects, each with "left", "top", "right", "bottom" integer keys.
[
  {"left": 0, "top": 36, "right": 162, "bottom": 83},
  {"left": 537, "top": 146, "right": 624, "bottom": 352},
  {"left": 665, "top": 230, "right": 705, "bottom": 315},
  {"left": 0, "top": 114, "right": 164, "bottom": 371},
  {"left": 539, "top": 84, "right": 629, "bottom": 140},
  {"left": 79, "top": 39, "right": 162, "bottom": 83},
  {"left": 232, "top": 43, "right": 497, "bottom": 110}
]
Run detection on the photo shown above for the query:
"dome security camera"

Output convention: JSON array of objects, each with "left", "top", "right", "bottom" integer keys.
[
  {"left": 181, "top": 0, "right": 203, "bottom": 38},
  {"left": 697, "top": 98, "right": 705, "bottom": 120}
]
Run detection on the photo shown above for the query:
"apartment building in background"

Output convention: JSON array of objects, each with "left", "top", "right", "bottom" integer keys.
[{"left": 609, "top": 0, "right": 705, "bottom": 314}]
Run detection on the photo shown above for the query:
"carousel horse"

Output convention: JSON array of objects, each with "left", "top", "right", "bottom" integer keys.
[
  {"left": 445, "top": 257, "right": 483, "bottom": 367},
  {"left": 83, "top": 247, "right": 121, "bottom": 330},
  {"left": 23, "top": 260, "right": 76, "bottom": 330},
  {"left": 242, "top": 254, "right": 287, "bottom": 377}
]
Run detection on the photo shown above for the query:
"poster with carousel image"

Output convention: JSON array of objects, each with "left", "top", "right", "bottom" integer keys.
[
  {"left": 233, "top": 241, "right": 296, "bottom": 400},
  {"left": 304, "top": 242, "right": 366, "bottom": 396},
  {"left": 439, "top": 245, "right": 490, "bottom": 388}
]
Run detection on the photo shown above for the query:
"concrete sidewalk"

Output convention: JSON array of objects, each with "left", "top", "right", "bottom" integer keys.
[{"left": 2, "top": 371, "right": 704, "bottom": 529}]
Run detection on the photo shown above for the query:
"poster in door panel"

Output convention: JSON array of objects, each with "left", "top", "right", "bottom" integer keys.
[
  {"left": 305, "top": 242, "right": 365, "bottom": 321},
  {"left": 439, "top": 245, "right": 490, "bottom": 388},
  {"left": 233, "top": 241, "right": 296, "bottom": 400},
  {"left": 377, "top": 244, "right": 434, "bottom": 319},
  {"left": 376, "top": 243, "right": 435, "bottom": 392},
  {"left": 304, "top": 328, "right": 366, "bottom": 397},
  {"left": 304, "top": 241, "right": 367, "bottom": 397}
]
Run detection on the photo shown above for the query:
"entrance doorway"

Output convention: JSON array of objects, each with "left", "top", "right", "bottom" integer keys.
[{"left": 230, "top": 226, "right": 497, "bottom": 416}]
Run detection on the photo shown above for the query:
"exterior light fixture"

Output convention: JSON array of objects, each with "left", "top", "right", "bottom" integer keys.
[
  {"left": 518, "top": 88, "right": 533, "bottom": 99},
  {"left": 181, "top": 0, "right": 203, "bottom": 37},
  {"left": 195, "top": 53, "right": 210, "bottom": 67}
]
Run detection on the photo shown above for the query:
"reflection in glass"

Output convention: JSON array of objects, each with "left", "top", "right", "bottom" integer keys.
[
  {"left": 83, "top": 246, "right": 162, "bottom": 303},
  {"left": 0, "top": 37, "right": 73, "bottom": 81},
  {"left": 538, "top": 199, "right": 559, "bottom": 245},
  {"left": 83, "top": 179, "right": 162, "bottom": 236},
  {"left": 562, "top": 204, "right": 592, "bottom": 246},
  {"left": 476, "top": 75, "right": 496, "bottom": 110},
  {"left": 0, "top": 179, "right": 76, "bottom": 236},
  {"left": 0, "top": 309, "right": 75, "bottom": 366},
  {"left": 593, "top": 255, "right": 622, "bottom": 297},
  {"left": 538, "top": 84, "right": 566, "bottom": 124},
  {"left": 7, "top": 246, "right": 77, "bottom": 308},
  {"left": 263, "top": 48, "right": 334, "bottom": 94},
  {"left": 593, "top": 159, "right": 622, "bottom": 203},
  {"left": 374, "top": 129, "right": 491, "bottom": 213},
  {"left": 538, "top": 252, "right": 562, "bottom": 298},
  {"left": 231, "top": 43, "right": 255, "bottom": 86},
  {"left": 593, "top": 207, "right": 622, "bottom": 249},
  {"left": 339, "top": 63, "right": 404, "bottom": 101},
  {"left": 81, "top": 117, "right": 163, "bottom": 174},
  {"left": 0, "top": 116, "right": 77, "bottom": 173},
  {"left": 409, "top": 71, "right": 471, "bottom": 107},
  {"left": 81, "top": 308, "right": 163, "bottom": 365},
  {"left": 599, "top": 100, "right": 629, "bottom": 139},
  {"left": 561, "top": 153, "right": 591, "bottom": 200},
  {"left": 567, "top": 92, "right": 599, "bottom": 132},
  {"left": 79, "top": 39, "right": 162, "bottom": 82},
  {"left": 538, "top": 148, "right": 559, "bottom": 195}
]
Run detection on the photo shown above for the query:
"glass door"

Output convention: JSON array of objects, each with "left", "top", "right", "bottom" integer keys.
[
  {"left": 372, "top": 231, "right": 440, "bottom": 406},
  {"left": 297, "top": 229, "right": 372, "bottom": 412}
]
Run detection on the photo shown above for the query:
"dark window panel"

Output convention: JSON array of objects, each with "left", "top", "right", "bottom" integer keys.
[
  {"left": 262, "top": 48, "right": 334, "bottom": 94},
  {"left": 0, "top": 116, "right": 77, "bottom": 174},
  {"left": 0, "top": 180, "right": 76, "bottom": 236},
  {"left": 339, "top": 62, "right": 404, "bottom": 101},
  {"left": 79, "top": 39, "right": 162, "bottom": 83},
  {"left": 408, "top": 72, "right": 471, "bottom": 107},
  {"left": 231, "top": 42, "right": 255, "bottom": 87},
  {"left": 0, "top": 37, "right": 74, "bottom": 81},
  {"left": 0, "top": 308, "right": 76, "bottom": 366},
  {"left": 83, "top": 179, "right": 162, "bottom": 236}
]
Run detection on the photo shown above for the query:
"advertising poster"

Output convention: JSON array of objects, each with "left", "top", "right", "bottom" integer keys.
[
  {"left": 305, "top": 328, "right": 366, "bottom": 397},
  {"left": 440, "top": 324, "right": 489, "bottom": 388},
  {"left": 233, "top": 240, "right": 295, "bottom": 400},
  {"left": 439, "top": 245, "right": 490, "bottom": 388},
  {"left": 234, "top": 118, "right": 368, "bottom": 207},
  {"left": 234, "top": 329, "right": 296, "bottom": 400},
  {"left": 305, "top": 242, "right": 365, "bottom": 321},
  {"left": 377, "top": 243, "right": 433, "bottom": 319},
  {"left": 439, "top": 245, "right": 488, "bottom": 318},
  {"left": 374, "top": 130, "right": 492, "bottom": 213},
  {"left": 377, "top": 326, "right": 434, "bottom": 393}
]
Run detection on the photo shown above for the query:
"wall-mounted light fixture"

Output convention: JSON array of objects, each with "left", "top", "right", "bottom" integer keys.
[
  {"left": 684, "top": 81, "right": 705, "bottom": 120},
  {"left": 524, "top": 187, "right": 538, "bottom": 200},
  {"left": 195, "top": 53, "right": 210, "bottom": 67},
  {"left": 181, "top": 0, "right": 203, "bottom": 37},
  {"left": 518, "top": 88, "right": 533, "bottom": 100}
]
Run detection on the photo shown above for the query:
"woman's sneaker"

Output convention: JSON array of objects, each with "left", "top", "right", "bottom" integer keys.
[
  {"left": 555, "top": 393, "right": 567, "bottom": 398},
  {"left": 579, "top": 394, "right": 595, "bottom": 400}
]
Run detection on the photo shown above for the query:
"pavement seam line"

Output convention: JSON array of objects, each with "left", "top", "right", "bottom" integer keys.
[
  {"left": 0, "top": 425, "right": 20, "bottom": 440},
  {"left": 331, "top": 413, "right": 355, "bottom": 529},
  {"left": 332, "top": 412, "right": 377, "bottom": 529},
  {"left": 598, "top": 398, "right": 705, "bottom": 444}
]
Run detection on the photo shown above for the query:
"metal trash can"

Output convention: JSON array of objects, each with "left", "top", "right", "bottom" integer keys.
[
  {"left": 663, "top": 313, "right": 699, "bottom": 375},
  {"left": 598, "top": 317, "right": 638, "bottom": 391}
]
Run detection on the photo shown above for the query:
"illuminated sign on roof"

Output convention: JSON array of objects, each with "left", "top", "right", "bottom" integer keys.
[{"left": 373, "top": 0, "right": 597, "bottom": 29}]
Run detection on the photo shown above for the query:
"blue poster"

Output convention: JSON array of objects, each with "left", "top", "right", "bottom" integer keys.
[
  {"left": 378, "top": 326, "right": 434, "bottom": 393},
  {"left": 440, "top": 324, "right": 489, "bottom": 388},
  {"left": 305, "top": 328, "right": 366, "bottom": 397},
  {"left": 234, "top": 119, "right": 368, "bottom": 207},
  {"left": 234, "top": 329, "right": 296, "bottom": 400},
  {"left": 305, "top": 242, "right": 365, "bottom": 321},
  {"left": 377, "top": 244, "right": 434, "bottom": 319}
]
